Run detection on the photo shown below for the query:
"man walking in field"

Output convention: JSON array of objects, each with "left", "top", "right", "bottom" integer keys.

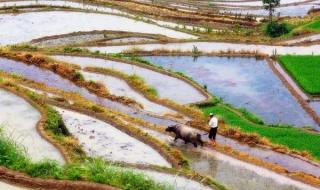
[{"left": 208, "top": 113, "right": 218, "bottom": 145}]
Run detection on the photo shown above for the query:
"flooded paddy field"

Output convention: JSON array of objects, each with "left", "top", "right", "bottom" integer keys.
[
  {"left": 143, "top": 56, "right": 318, "bottom": 128},
  {"left": 0, "top": 10, "right": 194, "bottom": 45},
  {"left": 0, "top": 89, "right": 64, "bottom": 163},
  {"left": 81, "top": 71, "right": 175, "bottom": 115},
  {"left": 55, "top": 107, "right": 171, "bottom": 167},
  {"left": 53, "top": 55, "right": 207, "bottom": 104}
]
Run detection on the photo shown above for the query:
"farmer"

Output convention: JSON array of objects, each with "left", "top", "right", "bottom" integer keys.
[{"left": 208, "top": 113, "right": 218, "bottom": 144}]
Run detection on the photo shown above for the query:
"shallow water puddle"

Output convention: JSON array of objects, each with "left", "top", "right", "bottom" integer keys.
[
  {"left": 53, "top": 55, "right": 207, "bottom": 104},
  {"left": 0, "top": 89, "right": 65, "bottom": 163},
  {"left": 55, "top": 107, "right": 171, "bottom": 167},
  {"left": 137, "top": 127, "right": 319, "bottom": 190},
  {"left": 81, "top": 71, "right": 175, "bottom": 115},
  {"left": 0, "top": 10, "right": 194, "bottom": 45},
  {"left": 143, "top": 56, "right": 318, "bottom": 128},
  {"left": 0, "top": 57, "right": 178, "bottom": 126}
]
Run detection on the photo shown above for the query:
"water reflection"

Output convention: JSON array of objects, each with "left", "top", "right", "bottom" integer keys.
[{"left": 144, "top": 56, "right": 318, "bottom": 128}]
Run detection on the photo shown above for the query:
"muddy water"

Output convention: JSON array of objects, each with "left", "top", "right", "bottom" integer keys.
[
  {"left": 52, "top": 55, "right": 207, "bottom": 104},
  {"left": 143, "top": 56, "right": 318, "bottom": 128},
  {"left": 137, "top": 127, "right": 319, "bottom": 190},
  {"left": 0, "top": 57, "right": 177, "bottom": 126},
  {"left": 0, "top": 89, "right": 65, "bottom": 163},
  {"left": 55, "top": 107, "right": 171, "bottom": 167},
  {"left": 0, "top": 10, "right": 194, "bottom": 45}
]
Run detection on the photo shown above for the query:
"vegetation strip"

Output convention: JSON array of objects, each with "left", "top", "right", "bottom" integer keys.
[{"left": 0, "top": 167, "right": 119, "bottom": 190}]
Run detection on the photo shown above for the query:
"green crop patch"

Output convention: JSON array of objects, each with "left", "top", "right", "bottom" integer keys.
[
  {"left": 279, "top": 55, "right": 320, "bottom": 95},
  {"left": 303, "top": 19, "right": 320, "bottom": 31}
]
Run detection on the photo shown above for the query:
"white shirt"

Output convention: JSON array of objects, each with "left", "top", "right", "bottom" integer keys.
[{"left": 209, "top": 117, "right": 218, "bottom": 128}]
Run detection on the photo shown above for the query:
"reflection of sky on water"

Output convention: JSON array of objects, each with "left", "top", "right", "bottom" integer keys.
[
  {"left": 310, "top": 101, "right": 320, "bottom": 116},
  {"left": 144, "top": 56, "right": 318, "bottom": 128}
]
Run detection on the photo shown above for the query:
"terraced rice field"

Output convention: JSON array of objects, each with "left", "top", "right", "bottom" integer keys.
[{"left": 0, "top": 1, "right": 319, "bottom": 190}]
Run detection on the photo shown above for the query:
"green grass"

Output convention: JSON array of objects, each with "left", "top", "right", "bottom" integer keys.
[
  {"left": 303, "top": 19, "right": 320, "bottom": 31},
  {"left": 279, "top": 55, "right": 320, "bottom": 95},
  {"left": 0, "top": 128, "right": 173, "bottom": 190},
  {"left": 200, "top": 104, "right": 320, "bottom": 161},
  {"left": 45, "top": 106, "right": 70, "bottom": 136}
]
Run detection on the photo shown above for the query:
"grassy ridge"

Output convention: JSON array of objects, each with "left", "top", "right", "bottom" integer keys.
[
  {"left": 303, "top": 19, "right": 320, "bottom": 31},
  {"left": 279, "top": 55, "right": 320, "bottom": 95},
  {"left": 200, "top": 104, "right": 320, "bottom": 160},
  {"left": 0, "top": 128, "right": 172, "bottom": 190}
]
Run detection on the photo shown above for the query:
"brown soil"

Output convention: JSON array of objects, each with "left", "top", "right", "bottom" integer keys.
[{"left": 0, "top": 167, "right": 119, "bottom": 190}]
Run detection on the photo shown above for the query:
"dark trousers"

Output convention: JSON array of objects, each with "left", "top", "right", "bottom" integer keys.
[{"left": 209, "top": 127, "right": 218, "bottom": 140}]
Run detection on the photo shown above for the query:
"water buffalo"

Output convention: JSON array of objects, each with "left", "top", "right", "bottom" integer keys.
[{"left": 165, "top": 124, "right": 204, "bottom": 148}]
